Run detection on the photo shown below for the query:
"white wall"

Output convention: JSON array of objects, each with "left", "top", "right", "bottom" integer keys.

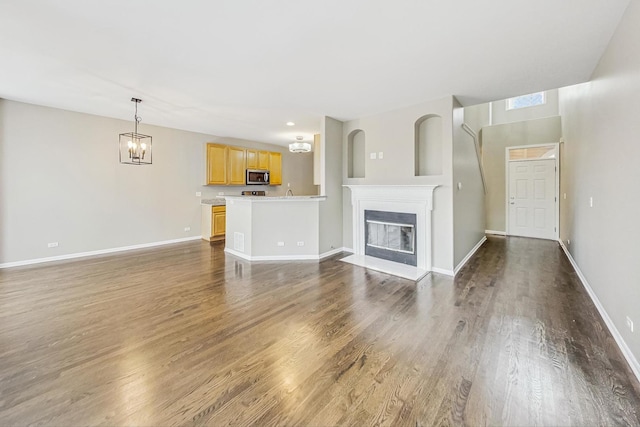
[
  {"left": 453, "top": 100, "right": 485, "bottom": 268},
  {"left": 342, "top": 96, "right": 454, "bottom": 272},
  {"left": 0, "top": 99, "right": 315, "bottom": 265},
  {"left": 491, "top": 89, "right": 559, "bottom": 125},
  {"left": 558, "top": 0, "right": 640, "bottom": 369},
  {"left": 481, "top": 116, "right": 562, "bottom": 232}
]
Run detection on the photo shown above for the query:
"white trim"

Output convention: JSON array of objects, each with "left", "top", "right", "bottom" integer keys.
[
  {"left": 0, "top": 236, "right": 202, "bottom": 269},
  {"left": 454, "top": 236, "right": 487, "bottom": 275},
  {"left": 485, "top": 229, "right": 507, "bottom": 236},
  {"left": 224, "top": 247, "right": 349, "bottom": 262},
  {"left": 344, "top": 185, "right": 438, "bottom": 272},
  {"left": 431, "top": 267, "right": 455, "bottom": 276},
  {"left": 505, "top": 143, "right": 559, "bottom": 240},
  {"left": 340, "top": 254, "right": 429, "bottom": 281},
  {"left": 558, "top": 240, "right": 640, "bottom": 383}
]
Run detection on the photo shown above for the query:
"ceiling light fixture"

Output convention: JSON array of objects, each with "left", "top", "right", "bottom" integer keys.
[
  {"left": 289, "top": 136, "right": 311, "bottom": 153},
  {"left": 119, "top": 98, "right": 152, "bottom": 165},
  {"left": 286, "top": 121, "right": 295, "bottom": 126}
]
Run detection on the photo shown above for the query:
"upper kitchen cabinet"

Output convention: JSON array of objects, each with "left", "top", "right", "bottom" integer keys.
[
  {"left": 269, "top": 152, "right": 282, "bottom": 185},
  {"left": 205, "top": 143, "right": 245, "bottom": 186},
  {"left": 258, "top": 151, "right": 270, "bottom": 170},
  {"left": 206, "top": 144, "right": 227, "bottom": 185},
  {"left": 246, "top": 149, "right": 258, "bottom": 169},
  {"left": 227, "top": 146, "right": 246, "bottom": 185}
]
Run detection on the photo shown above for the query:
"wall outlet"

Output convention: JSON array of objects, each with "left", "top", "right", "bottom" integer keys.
[
  {"left": 589, "top": 197, "right": 593, "bottom": 207},
  {"left": 297, "top": 241, "right": 304, "bottom": 246},
  {"left": 195, "top": 191, "right": 202, "bottom": 197},
  {"left": 370, "top": 152, "right": 377, "bottom": 160},
  {"left": 567, "top": 239, "right": 571, "bottom": 245},
  {"left": 184, "top": 227, "right": 191, "bottom": 232},
  {"left": 218, "top": 192, "right": 225, "bottom": 196},
  {"left": 277, "top": 241, "right": 285, "bottom": 247},
  {"left": 627, "top": 316, "right": 634, "bottom": 332},
  {"left": 563, "top": 193, "right": 567, "bottom": 200},
  {"left": 47, "top": 242, "right": 59, "bottom": 248}
]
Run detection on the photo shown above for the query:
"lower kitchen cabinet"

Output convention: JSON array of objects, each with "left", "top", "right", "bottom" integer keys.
[
  {"left": 212, "top": 206, "right": 226, "bottom": 239},
  {"left": 201, "top": 204, "right": 226, "bottom": 241}
]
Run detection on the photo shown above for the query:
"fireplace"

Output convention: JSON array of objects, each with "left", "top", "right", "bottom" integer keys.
[
  {"left": 364, "top": 210, "right": 417, "bottom": 266},
  {"left": 342, "top": 185, "right": 438, "bottom": 280}
]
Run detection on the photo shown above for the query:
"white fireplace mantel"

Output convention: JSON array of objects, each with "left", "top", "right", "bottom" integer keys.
[{"left": 344, "top": 185, "right": 439, "bottom": 273}]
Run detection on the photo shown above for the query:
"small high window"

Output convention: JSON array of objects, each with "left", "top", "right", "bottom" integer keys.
[{"left": 506, "top": 92, "right": 546, "bottom": 110}]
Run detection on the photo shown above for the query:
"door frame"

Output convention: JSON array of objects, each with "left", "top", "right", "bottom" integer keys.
[{"left": 505, "top": 143, "right": 560, "bottom": 240}]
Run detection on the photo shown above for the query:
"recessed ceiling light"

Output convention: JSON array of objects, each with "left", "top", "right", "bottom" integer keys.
[{"left": 286, "top": 122, "right": 295, "bottom": 126}]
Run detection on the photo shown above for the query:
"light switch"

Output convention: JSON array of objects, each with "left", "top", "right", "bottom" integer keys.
[
  {"left": 195, "top": 191, "right": 202, "bottom": 197},
  {"left": 589, "top": 197, "right": 593, "bottom": 207},
  {"left": 563, "top": 193, "right": 566, "bottom": 200},
  {"left": 370, "top": 152, "right": 377, "bottom": 160},
  {"left": 378, "top": 152, "right": 384, "bottom": 159}
]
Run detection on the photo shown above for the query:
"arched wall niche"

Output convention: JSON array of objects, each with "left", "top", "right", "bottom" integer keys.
[
  {"left": 414, "top": 114, "right": 443, "bottom": 176},
  {"left": 348, "top": 129, "right": 365, "bottom": 178}
]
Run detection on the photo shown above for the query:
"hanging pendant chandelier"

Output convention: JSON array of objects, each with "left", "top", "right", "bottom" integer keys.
[
  {"left": 119, "top": 98, "right": 152, "bottom": 165},
  {"left": 289, "top": 136, "right": 311, "bottom": 153}
]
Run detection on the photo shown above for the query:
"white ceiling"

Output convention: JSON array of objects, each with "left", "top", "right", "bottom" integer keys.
[{"left": 0, "top": 0, "right": 630, "bottom": 146}]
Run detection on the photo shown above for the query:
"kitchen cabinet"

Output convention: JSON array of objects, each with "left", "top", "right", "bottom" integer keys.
[
  {"left": 246, "top": 149, "right": 258, "bottom": 169},
  {"left": 201, "top": 203, "right": 226, "bottom": 241},
  {"left": 212, "top": 206, "right": 226, "bottom": 240},
  {"left": 258, "top": 151, "right": 270, "bottom": 170},
  {"left": 205, "top": 143, "right": 245, "bottom": 186},
  {"left": 227, "top": 146, "right": 246, "bottom": 185},
  {"left": 269, "top": 152, "right": 282, "bottom": 185},
  {"left": 206, "top": 144, "right": 227, "bottom": 185}
]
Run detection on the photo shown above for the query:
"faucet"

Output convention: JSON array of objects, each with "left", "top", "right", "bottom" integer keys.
[{"left": 286, "top": 189, "right": 293, "bottom": 197}]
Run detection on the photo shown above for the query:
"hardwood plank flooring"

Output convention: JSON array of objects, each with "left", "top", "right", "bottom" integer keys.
[{"left": 0, "top": 236, "right": 639, "bottom": 426}]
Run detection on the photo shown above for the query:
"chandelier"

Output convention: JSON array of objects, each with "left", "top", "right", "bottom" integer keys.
[
  {"left": 289, "top": 136, "right": 311, "bottom": 153},
  {"left": 119, "top": 98, "right": 152, "bottom": 165}
]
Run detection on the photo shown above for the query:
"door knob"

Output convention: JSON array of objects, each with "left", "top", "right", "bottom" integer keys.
[{"left": 510, "top": 202, "right": 515, "bottom": 205}]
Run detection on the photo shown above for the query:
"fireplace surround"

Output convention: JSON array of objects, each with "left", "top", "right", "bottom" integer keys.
[{"left": 342, "top": 185, "right": 438, "bottom": 279}]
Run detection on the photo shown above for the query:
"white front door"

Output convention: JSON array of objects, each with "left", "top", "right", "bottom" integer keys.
[{"left": 508, "top": 159, "right": 556, "bottom": 239}]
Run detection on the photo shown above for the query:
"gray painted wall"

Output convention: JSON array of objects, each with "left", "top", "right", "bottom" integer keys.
[
  {"left": 481, "top": 116, "right": 562, "bottom": 232},
  {"left": 0, "top": 99, "right": 315, "bottom": 264},
  {"left": 453, "top": 101, "right": 485, "bottom": 268},
  {"left": 558, "top": 0, "right": 640, "bottom": 366},
  {"left": 342, "top": 96, "right": 454, "bottom": 272},
  {"left": 318, "top": 116, "right": 344, "bottom": 254}
]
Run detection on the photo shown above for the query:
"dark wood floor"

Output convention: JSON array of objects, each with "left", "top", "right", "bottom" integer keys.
[{"left": 0, "top": 236, "right": 639, "bottom": 426}]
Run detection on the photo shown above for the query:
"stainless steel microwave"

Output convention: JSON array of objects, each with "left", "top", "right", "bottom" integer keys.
[{"left": 246, "top": 169, "right": 270, "bottom": 185}]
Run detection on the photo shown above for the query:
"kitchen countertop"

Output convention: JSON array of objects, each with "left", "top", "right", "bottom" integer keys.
[
  {"left": 201, "top": 198, "right": 226, "bottom": 206},
  {"left": 224, "top": 195, "right": 326, "bottom": 202}
]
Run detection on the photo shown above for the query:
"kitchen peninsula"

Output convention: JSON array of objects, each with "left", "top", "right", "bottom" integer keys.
[{"left": 223, "top": 195, "right": 329, "bottom": 260}]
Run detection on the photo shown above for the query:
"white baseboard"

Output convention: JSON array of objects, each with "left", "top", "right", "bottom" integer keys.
[
  {"left": 224, "top": 247, "right": 349, "bottom": 262},
  {"left": 319, "top": 247, "right": 349, "bottom": 259},
  {"left": 558, "top": 240, "right": 640, "bottom": 383},
  {"left": 431, "top": 267, "right": 455, "bottom": 276},
  {"left": 0, "top": 236, "right": 202, "bottom": 269},
  {"left": 485, "top": 229, "right": 507, "bottom": 236},
  {"left": 454, "top": 236, "right": 487, "bottom": 275}
]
